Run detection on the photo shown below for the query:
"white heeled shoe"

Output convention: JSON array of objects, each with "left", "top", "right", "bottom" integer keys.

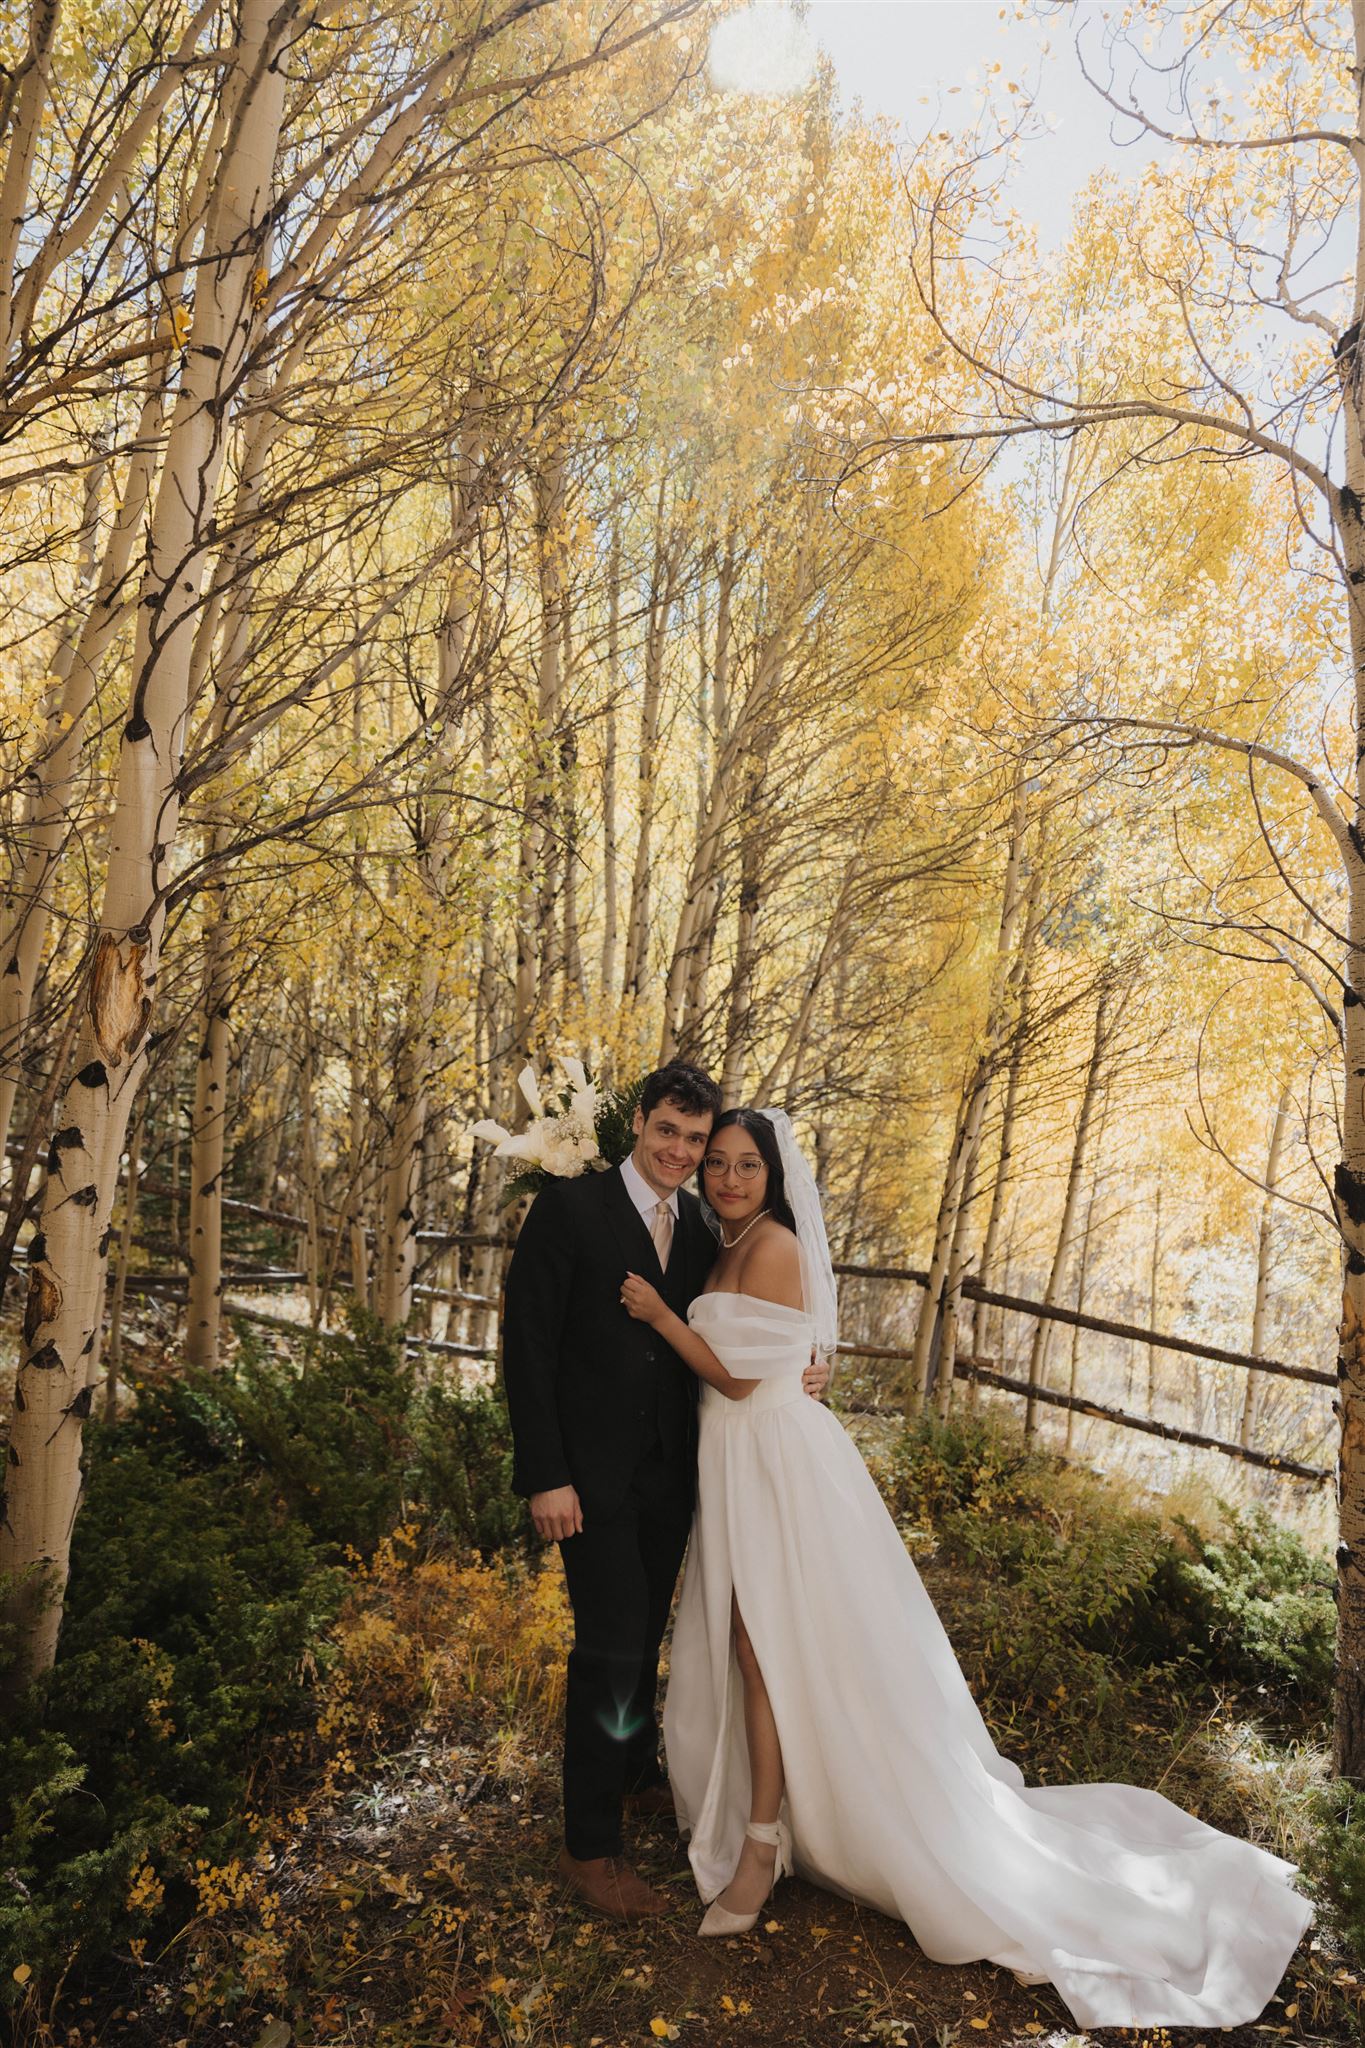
[{"left": 698, "top": 1818, "right": 791, "bottom": 1936}]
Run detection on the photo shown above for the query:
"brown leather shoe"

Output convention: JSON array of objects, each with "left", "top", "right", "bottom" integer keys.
[
  {"left": 625, "top": 1782, "right": 676, "bottom": 1821},
  {"left": 556, "top": 1846, "right": 672, "bottom": 1919}
]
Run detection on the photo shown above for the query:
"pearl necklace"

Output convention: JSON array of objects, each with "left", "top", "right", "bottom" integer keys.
[{"left": 720, "top": 1206, "right": 770, "bottom": 1250}]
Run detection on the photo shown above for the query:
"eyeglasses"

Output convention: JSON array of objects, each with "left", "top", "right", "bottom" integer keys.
[{"left": 702, "top": 1155, "right": 765, "bottom": 1179}]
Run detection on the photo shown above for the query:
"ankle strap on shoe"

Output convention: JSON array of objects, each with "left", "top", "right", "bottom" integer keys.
[{"left": 744, "top": 1819, "right": 781, "bottom": 1846}]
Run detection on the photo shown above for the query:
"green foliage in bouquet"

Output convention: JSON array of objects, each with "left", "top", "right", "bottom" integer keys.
[
  {"left": 590, "top": 1072, "right": 646, "bottom": 1170},
  {"left": 497, "top": 1068, "right": 645, "bottom": 1208}
]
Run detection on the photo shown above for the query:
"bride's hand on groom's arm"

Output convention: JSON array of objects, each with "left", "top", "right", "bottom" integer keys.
[
  {"left": 620, "top": 1272, "right": 666, "bottom": 1325},
  {"left": 803, "top": 1347, "right": 831, "bottom": 1401},
  {"left": 530, "top": 1484, "right": 583, "bottom": 1542}
]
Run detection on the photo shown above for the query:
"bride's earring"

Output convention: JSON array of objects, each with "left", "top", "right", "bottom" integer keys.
[{"left": 697, "top": 1818, "right": 791, "bottom": 1937}]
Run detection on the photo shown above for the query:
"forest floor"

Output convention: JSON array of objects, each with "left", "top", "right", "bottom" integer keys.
[{"left": 87, "top": 1553, "right": 1362, "bottom": 2048}]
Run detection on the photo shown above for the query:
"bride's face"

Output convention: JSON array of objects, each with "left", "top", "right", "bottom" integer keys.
[{"left": 702, "top": 1124, "right": 769, "bottom": 1228}]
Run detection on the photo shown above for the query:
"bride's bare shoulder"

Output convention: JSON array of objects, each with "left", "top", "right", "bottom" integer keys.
[{"left": 738, "top": 1221, "right": 803, "bottom": 1309}]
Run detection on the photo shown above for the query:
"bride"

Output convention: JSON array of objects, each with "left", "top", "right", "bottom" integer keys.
[{"left": 618, "top": 1106, "right": 1313, "bottom": 2032}]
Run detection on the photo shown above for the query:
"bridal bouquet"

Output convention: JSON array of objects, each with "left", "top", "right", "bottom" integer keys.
[{"left": 469, "top": 1055, "right": 643, "bottom": 1205}]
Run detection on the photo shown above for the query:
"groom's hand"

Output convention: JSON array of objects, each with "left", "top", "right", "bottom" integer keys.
[
  {"left": 803, "top": 1349, "right": 831, "bottom": 1401},
  {"left": 530, "top": 1484, "right": 583, "bottom": 1542}
]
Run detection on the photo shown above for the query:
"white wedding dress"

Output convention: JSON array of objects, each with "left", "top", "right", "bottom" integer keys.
[{"left": 662, "top": 1291, "right": 1313, "bottom": 2031}]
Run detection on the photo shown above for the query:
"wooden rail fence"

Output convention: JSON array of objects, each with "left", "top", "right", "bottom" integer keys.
[{"left": 100, "top": 1201, "right": 1334, "bottom": 1489}]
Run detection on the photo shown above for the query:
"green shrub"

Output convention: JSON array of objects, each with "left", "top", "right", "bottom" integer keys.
[
  {"left": 210, "top": 1306, "right": 419, "bottom": 1551},
  {"left": 0, "top": 1414, "right": 345, "bottom": 1991},
  {"left": 213, "top": 1305, "right": 528, "bottom": 1557},
  {"left": 1302, "top": 1782, "right": 1365, "bottom": 1964},
  {"left": 1154, "top": 1503, "right": 1336, "bottom": 1706},
  {"left": 411, "top": 1377, "right": 528, "bottom": 1556},
  {"left": 874, "top": 1414, "right": 1334, "bottom": 1712},
  {"left": 0, "top": 1305, "right": 527, "bottom": 2000},
  {"left": 867, "top": 1409, "right": 1040, "bottom": 1531}
]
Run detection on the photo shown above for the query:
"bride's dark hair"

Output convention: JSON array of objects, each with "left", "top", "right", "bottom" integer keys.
[{"left": 702, "top": 1109, "right": 797, "bottom": 1232}]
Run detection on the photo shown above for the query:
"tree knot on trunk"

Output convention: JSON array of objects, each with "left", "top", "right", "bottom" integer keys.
[
  {"left": 1335, "top": 1160, "right": 1365, "bottom": 1227},
  {"left": 89, "top": 930, "right": 153, "bottom": 1067},
  {"left": 22, "top": 1268, "right": 59, "bottom": 1347}
]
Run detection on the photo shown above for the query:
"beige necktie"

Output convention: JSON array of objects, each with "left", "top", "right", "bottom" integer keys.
[{"left": 650, "top": 1198, "right": 673, "bottom": 1269}]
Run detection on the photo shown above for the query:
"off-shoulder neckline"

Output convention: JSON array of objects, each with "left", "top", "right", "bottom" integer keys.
[{"left": 691, "top": 1289, "right": 810, "bottom": 1317}]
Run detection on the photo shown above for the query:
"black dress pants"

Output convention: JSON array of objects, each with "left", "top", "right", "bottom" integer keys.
[{"left": 557, "top": 1435, "right": 693, "bottom": 1860}]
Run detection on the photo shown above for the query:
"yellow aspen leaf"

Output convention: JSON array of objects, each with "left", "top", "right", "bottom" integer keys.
[
  {"left": 12, "top": 1964, "right": 31, "bottom": 1983},
  {"left": 1283, "top": 2006, "right": 1298, "bottom": 2018},
  {"left": 172, "top": 305, "right": 191, "bottom": 345},
  {"left": 969, "top": 2020, "right": 989, "bottom": 2031},
  {"left": 649, "top": 2023, "right": 669, "bottom": 2040}
]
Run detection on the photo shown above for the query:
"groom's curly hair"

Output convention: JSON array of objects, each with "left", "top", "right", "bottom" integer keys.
[{"left": 639, "top": 1061, "right": 722, "bottom": 1122}]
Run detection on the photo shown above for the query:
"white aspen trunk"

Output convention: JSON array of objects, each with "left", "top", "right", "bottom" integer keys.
[
  {"left": 346, "top": 999, "right": 370, "bottom": 1308},
  {"left": 908, "top": 789, "right": 1029, "bottom": 1413},
  {"left": 377, "top": 416, "right": 480, "bottom": 1327},
  {"left": 184, "top": 871, "right": 230, "bottom": 1369},
  {"left": 299, "top": 1020, "right": 321, "bottom": 1327},
  {"left": 905, "top": 1104, "right": 969, "bottom": 1418},
  {"left": 1146, "top": 1179, "right": 1162, "bottom": 1416},
  {"left": 600, "top": 528, "right": 621, "bottom": 996},
  {"left": 934, "top": 1135, "right": 982, "bottom": 1420},
  {"left": 719, "top": 774, "right": 761, "bottom": 1104},
  {"left": 1242, "top": 1080, "right": 1292, "bottom": 1449},
  {"left": 0, "top": 0, "right": 289, "bottom": 1690},
  {"left": 514, "top": 449, "right": 566, "bottom": 1059},
  {"left": 1321, "top": 0, "right": 1365, "bottom": 1776},
  {"left": 378, "top": 1031, "right": 424, "bottom": 1328},
  {"left": 1064, "top": 1181, "right": 1099, "bottom": 1455},
  {"left": 970, "top": 880, "right": 1042, "bottom": 1362},
  {"left": 0, "top": 366, "right": 169, "bottom": 1173},
  {"left": 0, "top": 0, "right": 63, "bottom": 356},
  {"left": 102, "top": 1102, "right": 142, "bottom": 1421},
  {"left": 1024, "top": 991, "right": 1110, "bottom": 1440},
  {"left": 624, "top": 506, "right": 680, "bottom": 1001},
  {"left": 752, "top": 863, "right": 857, "bottom": 1107},
  {"left": 559, "top": 599, "right": 584, "bottom": 1006},
  {"left": 181, "top": 358, "right": 271, "bottom": 1372},
  {"left": 663, "top": 549, "right": 752, "bottom": 1061}
]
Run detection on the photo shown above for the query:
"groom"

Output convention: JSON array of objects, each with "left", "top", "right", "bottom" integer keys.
[{"left": 502, "top": 1061, "right": 723, "bottom": 1917}]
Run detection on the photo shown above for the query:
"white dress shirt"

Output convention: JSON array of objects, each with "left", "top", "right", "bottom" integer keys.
[{"left": 620, "top": 1152, "right": 679, "bottom": 1226}]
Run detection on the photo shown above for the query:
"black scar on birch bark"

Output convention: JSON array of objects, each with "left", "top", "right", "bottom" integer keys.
[
  {"left": 46, "top": 1127, "right": 83, "bottom": 1174},
  {"left": 66, "top": 1386, "right": 92, "bottom": 1421},
  {"left": 26, "top": 1232, "right": 44, "bottom": 1266},
  {"left": 1336, "top": 1162, "right": 1365, "bottom": 1226},
  {"left": 26, "top": 1342, "right": 62, "bottom": 1371},
  {"left": 98, "top": 1227, "right": 110, "bottom": 1256},
  {"left": 73, "top": 1061, "right": 108, "bottom": 1090}
]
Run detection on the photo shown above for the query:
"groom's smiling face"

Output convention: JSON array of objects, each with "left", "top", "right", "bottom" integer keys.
[{"left": 631, "top": 1098, "right": 713, "bottom": 1198}]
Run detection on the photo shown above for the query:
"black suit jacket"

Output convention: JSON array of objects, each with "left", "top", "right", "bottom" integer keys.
[{"left": 500, "top": 1165, "right": 717, "bottom": 1518}]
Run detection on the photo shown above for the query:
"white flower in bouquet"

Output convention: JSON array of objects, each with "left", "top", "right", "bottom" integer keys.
[{"left": 469, "top": 1055, "right": 605, "bottom": 1181}]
